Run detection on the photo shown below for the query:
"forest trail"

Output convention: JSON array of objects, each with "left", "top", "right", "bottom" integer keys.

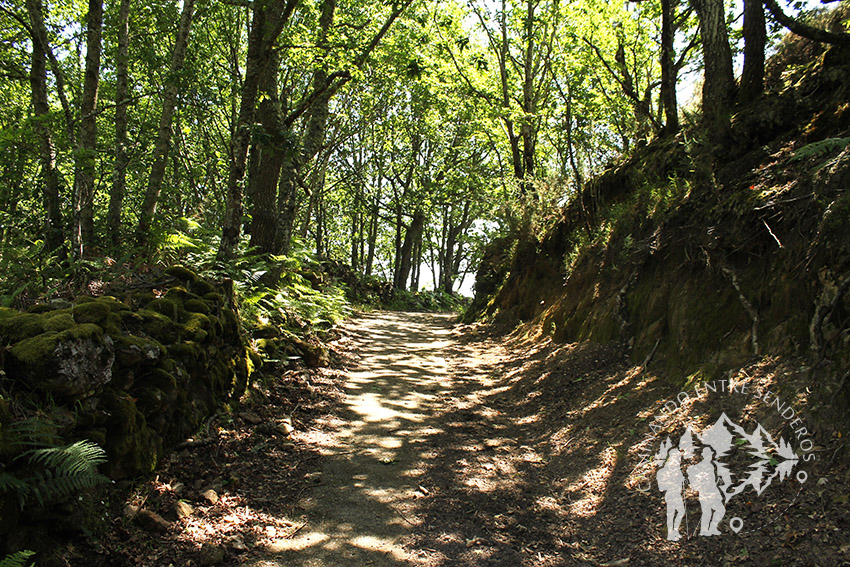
[{"left": 250, "top": 311, "right": 462, "bottom": 566}]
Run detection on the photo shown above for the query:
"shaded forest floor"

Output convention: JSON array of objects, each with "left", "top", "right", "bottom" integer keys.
[{"left": 67, "top": 312, "right": 850, "bottom": 566}]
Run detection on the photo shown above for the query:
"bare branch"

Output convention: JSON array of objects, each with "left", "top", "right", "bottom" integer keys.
[{"left": 764, "top": 0, "right": 850, "bottom": 45}]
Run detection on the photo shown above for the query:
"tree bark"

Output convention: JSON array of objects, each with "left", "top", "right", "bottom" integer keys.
[
  {"left": 395, "top": 209, "right": 424, "bottom": 291},
  {"left": 248, "top": 49, "right": 284, "bottom": 254},
  {"left": 520, "top": 0, "right": 536, "bottom": 182},
  {"left": 365, "top": 184, "right": 380, "bottom": 276},
  {"left": 692, "top": 0, "right": 736, "bottom": 142},
  {"left": 660, "top": 0, "right": 680, "bottom": 132},
  {"left": 135, "top": 0, "right": 195, "bottom": 246},
  {"left": 739, "top": 0, "right": 766, "bottom": 103},
  {"left": 107, "top": 0, "right": 131, "bottom": 247},
  {"left": 26, "top": 0, "right": 65, "bottom": 257},
  {"left": 218, "top": 0, "right": 300, "bottom": 260},
  {"left": 274, "top": 0, "right": 336, "bottom": 255},
  {"left": 72, "top": 0, "right": 103, "bottom": 256}
]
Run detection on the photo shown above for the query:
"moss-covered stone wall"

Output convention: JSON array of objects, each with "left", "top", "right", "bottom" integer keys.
[{"left": 0, "top": 266, "right": 256, "bottom": 480}]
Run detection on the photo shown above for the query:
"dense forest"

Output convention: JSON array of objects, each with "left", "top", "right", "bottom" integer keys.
[
  {"left": 2, "top": 0, "right": 836, "bottom": 297},
  {"left": 2, "top": 0, "right": 850, "bottom": 563}
]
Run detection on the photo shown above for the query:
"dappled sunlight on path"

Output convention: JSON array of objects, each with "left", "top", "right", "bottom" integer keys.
[{"left": 249, "top": 311, "right": 456, "bottom": 566}]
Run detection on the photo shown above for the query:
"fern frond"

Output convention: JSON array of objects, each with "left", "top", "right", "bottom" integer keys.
[
  {"left": 0, "top": 551, "right": 35, "bottom": 567},
  {"left": 790, "top": 137, "right": 850, "bottom": 162},
  {"left": 6, "top": 419, "right": 60, "bottom": 448},
  {"left": 25, "top": 440, "right": 107, "bottom": 473},
  {"left": 0, "top": 471, "right": 30, "bottom": 507},
  {"left": 14, "top": 440, "right": 109, "bottom": 507}
]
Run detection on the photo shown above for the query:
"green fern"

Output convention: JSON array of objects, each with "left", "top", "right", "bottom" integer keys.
[
  {"left": 5, "top": 418, "right": 61, "bottom": 448},
  {"left": 0, "top": 551, "right": 35, "bottom": 567},
  {"left": 790, "top": 137, "right": 850, "bottom": 162},
  {"left": 2, "top": 439, "right": 109, "bottom": 508}
]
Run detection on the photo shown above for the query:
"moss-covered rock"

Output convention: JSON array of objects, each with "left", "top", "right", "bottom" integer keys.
[
  {"left": 183, "top": 313, "right": 211, "bottom": 342},
  {"left": 165, "top": 265, "right": 198, "bottom": 284},
  {"left": 191, "top": 279, "right": 215, "bottom": 296},
  {"left": 72, "top": 299, "right": 123, "bottom": 335},
  {"left": 145, "top": 298, "right": 180, "bottom": 320},
  {"left": 165, "top": 286, "right": 199, "bottom": 304},
  {"left": 136, "top": 308, "right": 181, "bottom": 343},
  {"left": 184, "top": 298, "right": 211, "bottom": 315},
  {"left": 114, "top": 335, "right": 165, "bottom": 367},
  {"left": 0, "top": 266, "right": 257, "bottom": 486},
  {"left": 42, "top": 312, "right": 75, "bottom": 332},
  {"left": 102, "top": 391, "right": 159, "bottom": 478},
  {"left": 0, "top": 312, "right": 47, "bottom": 343},
  {"left": 8, "top": 324, "right": 115, "bottom": 398}
]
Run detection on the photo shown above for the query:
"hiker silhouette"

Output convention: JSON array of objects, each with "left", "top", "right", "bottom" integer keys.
[
  {"left": 687, "top": 446, "right": 726, "bottom": 536},
  {"left": 656, "top": 441, "right": 686, "bottom": 541}
]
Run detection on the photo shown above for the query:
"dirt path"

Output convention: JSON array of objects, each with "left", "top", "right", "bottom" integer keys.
[
  {"left": 77, "top": 311, "right": 849, "bottom": 567},
  {"left": 250, "top": 311, "right": 459, "bottom": 566}
]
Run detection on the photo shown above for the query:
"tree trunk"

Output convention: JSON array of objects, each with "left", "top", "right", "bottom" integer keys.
[
  {"left": 248, "top": 49, "right": 284, "bottom": 254},
  {"left": 72, "top": 0, "right": 103, "bottom": 257},
  {"left": 365, "top": 186, "right": 379, "bottom": 276},
  {"left": 395, "top": 209, "right": 424, "bottom": 291},
  {"left": 218, "top": 0, "right": 299, "bottom": 259},
  {"left": 26, "top": 0, "right": 65, "bottom": 257},
  {"left": 311, "top": 165, "right": 327, "bottom": 257},
  {"left": 136, "top": 0, "right": 195, "bottom": 246},
  {"left": 660, "top": 0, "right": 680, "bottom": 132},
  {"left": 274, "top": 0, "right": 336, "bottom": 255},
  {"left": 350, "top": 184, "right": 360, "bottom": 269},
  {"left": 739, "top": 0, "right": 766, "bottom": 103},
  {"left": 692, "top": 0, "right": 735, "bottom": 142},
  {"left": 520, "top": 0, "right": 536, "bottom": 183},
  {"left": 107, "top": 0, "right": 131, "bottom": 247}
]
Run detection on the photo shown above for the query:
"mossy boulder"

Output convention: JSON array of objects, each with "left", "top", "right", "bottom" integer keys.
[
  {"left": 191, "top": 279, "right": 215, "bottom": 296},
  {"left": 42, "top": 312, "right": 75, "bottom": 332},
  {"left": 136, "top": 308, "right": 181, "bottom": 343},
  {"left": 0, "top": 312, "right": 47, "bottom": 343},
  {"left": 184, "top": 298, "right": 211, "bottom": 315},
  {"left": 145, "top": 298, "right": 180, "bottom": 320},
  {"left": 72, "top": 299, "right": 123, "bottom": 335},
  {"left": 165, "top": 265, "right": 198, "bottom": 284},
  {"left": 114, "top": 335, "right": 165, "bottom": 367},
  {"left": 7, "top": 324, "right": 115, "bottom": 398}
]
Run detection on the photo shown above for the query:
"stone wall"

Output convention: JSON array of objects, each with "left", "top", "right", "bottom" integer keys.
[{"left": 0, "top": 266, "right": 257, "bottom": 481}]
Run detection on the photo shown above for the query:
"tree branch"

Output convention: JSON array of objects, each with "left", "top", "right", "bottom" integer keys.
[{"left": 763, "top": 0, "right": 850, "bottom": 45}]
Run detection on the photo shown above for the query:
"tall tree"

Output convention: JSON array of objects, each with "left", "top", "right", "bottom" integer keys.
[
  {"left": 25, "top": 0, "right": 64, "bottom": 256},
  {"left": 107, "top": 0, "right": 131, "bottom": 246},
  {"left": 136, "top": 0, "right": 196, "bottom": 246},
  {"left": 218, "top": 0, "right": 299, "bottom": 259},
  {"left": 660, "top": 0, "right": 679, "bottom": 132},
  {"left": 72, "top": 0, "right": 103, "bottom": 256},
  {"left": 739, "top": 0, "right": 766, "bottom": 103},
  {"left": 691, "top": 0, "right": 735, "bottom": 141}
]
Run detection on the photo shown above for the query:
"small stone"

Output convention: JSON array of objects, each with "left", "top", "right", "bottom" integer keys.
[
  {"left": 202, "top": 489, "right": 219, "bottom": 505},
  {"left": 228, "top": 535, "right": 248, "bottom": 552},
  {"left": 125, "top": 504, "right": 171, "bottom": 533},
  {"left": 174, "top": 500, "right": 194, "bottom": 519},
  {"left": 198, "top": 542, "right": 225, "bottom": 566},
  {"left": 239, "top": 411, "right": 262, "bottom": 424},
  {"left": 265, "top": 525, "right": 277, "bottom": 538},
  {"left": 277, "top": 417, "right": 294, "bottom": 435}
]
